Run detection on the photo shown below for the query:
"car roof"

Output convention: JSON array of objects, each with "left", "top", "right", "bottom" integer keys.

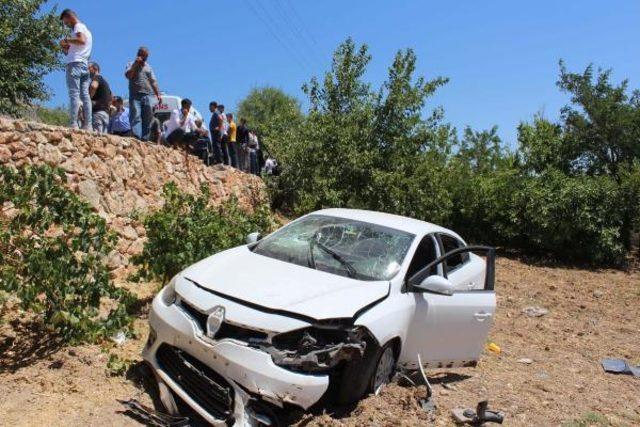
[{"left": 311, "top": 208, "right": 459, "bottom": 239}]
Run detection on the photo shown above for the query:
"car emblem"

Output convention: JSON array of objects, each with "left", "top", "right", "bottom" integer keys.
[{"left": 206, "top": 306, "right": 225, "bottom": 339}]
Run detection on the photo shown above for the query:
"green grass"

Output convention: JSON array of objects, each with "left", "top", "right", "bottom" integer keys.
[{"left": 563, "top": 412, "right": 611, "bottom": 427}]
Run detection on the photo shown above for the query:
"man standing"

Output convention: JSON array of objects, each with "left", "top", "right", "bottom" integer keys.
[
  {"left": 108, "top": 96, "right": 132, "bottom": 136},
  {"left": 88, "top": 62, "right": 112, "bottom": 134},
  {"left": 125, "top": 47, "right": 162, "bottom": 141},
  {"left": 60, "top": 9, "right": 93, "bottom": 130},
  {"left": 208, "top": 102, "right": 223, "bottom": 164},
  {"left": 218, "top": 105, "right": 235, "bottom": 166},
  {"left": 237, "top": 118, "right": 250, "bottom": 172},
  {"left": 227, "top": 113, "right": 239, "bottom": 169}
]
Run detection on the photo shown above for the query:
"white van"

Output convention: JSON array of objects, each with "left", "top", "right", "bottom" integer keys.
[{"left": 154, "top": 95, "right": 204, "bottom": 129}]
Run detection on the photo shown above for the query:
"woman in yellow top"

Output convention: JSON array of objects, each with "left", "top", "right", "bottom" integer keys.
[{"left": 226, "top": 113, "right": 241, "bottom": 170}]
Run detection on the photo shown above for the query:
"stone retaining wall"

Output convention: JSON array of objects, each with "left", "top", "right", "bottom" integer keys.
[{"left": 0, "top": 118, "right": 267, "bottom": 274}]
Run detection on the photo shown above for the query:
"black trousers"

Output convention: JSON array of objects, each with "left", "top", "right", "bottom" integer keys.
[{"left": 167, "top": 129, "right": 199, "bottom": 147}]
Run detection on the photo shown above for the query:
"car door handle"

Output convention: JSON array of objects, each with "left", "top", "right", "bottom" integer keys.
[{"left": 474, "top": 312, "right": 492, "bottom": 321}]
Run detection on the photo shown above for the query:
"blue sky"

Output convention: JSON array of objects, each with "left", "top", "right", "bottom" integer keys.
[{"left": 44, "top": 0, "right": 640, "bottom": 145}]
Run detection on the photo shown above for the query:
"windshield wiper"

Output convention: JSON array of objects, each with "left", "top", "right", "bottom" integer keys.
[{"left": 308, "top": 236, "right": 358, "bottom": 278}]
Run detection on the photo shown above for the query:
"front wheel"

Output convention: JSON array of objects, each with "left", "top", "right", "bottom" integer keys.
[{"left": 370, "top": 343, "right": 397, "bottom": 394}]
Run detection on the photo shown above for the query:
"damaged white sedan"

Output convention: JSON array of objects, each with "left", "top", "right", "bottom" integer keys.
[{"left": 143, "top": 209, "right": 497, "bottom": 425}]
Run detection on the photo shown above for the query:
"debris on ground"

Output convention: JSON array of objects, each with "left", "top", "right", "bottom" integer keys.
[
  {"left": 111, "top": 331, "right": 128, "bottom": 346},
  {"left": 486, "top": 342, "right": 501, "bottom": 354},
  {"left": 419, "top": 396, "right": 437, "bottom": 412},
  {"left": 117, "top": 399, "right": 190, "bottom": 427},
  {"left": 601, "top": 359, "right": 640, "bottom": 377},
  {"left": 452, "top": 400, "right": 505, "bottom": 425},
  {"left": 521, "top": 306, "right": 549, "bottom": 317},
  {"left": 517, "top": 358, "right": 533, "bottom": 364}
]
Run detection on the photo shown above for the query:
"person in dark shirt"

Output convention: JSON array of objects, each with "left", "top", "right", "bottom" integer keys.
[
  {"left": 208, "top": 101, "right": 223, "bottom": 164},
  {"left": 237, "top": 118, "right": 250, "bottom": 171},
  {"left": 88, "top": 62, "right": 112, "bottom": 134}
]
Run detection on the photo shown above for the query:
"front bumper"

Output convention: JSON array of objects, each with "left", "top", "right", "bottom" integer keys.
[{"left": 142, "top": 290, "right": 330, "bottom": 425}]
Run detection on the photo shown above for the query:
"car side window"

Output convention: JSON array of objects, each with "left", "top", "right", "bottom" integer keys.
[
  {"left": 406, "top": 235, "right": 438, "bottom": 280},
  {"left": 438, "top": 234, "right": 469, "bottom": 272}
]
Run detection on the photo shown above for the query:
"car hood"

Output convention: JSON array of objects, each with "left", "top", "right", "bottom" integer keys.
[{"left": 182, "top": 246, "right": 390, "bottom": 321}]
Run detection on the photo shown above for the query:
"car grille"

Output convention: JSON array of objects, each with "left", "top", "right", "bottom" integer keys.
[
  {"left": 180, "top": 301, "right": 268, "bottom": 343},
  {"left": 156, "top": 344, "right": 235, "bottom": 422}
]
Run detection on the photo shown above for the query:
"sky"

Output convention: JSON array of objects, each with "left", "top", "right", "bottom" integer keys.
[{"left": 44, "top": 0, "right": 640, "bottom": 145}]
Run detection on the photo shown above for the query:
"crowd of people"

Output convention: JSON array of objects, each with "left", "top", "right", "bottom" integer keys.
[{"left": 59, "top": 8, "right": 275, "bottom": 176}]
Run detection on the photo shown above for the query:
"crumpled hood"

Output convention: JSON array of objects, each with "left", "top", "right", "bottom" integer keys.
[{"left": 182, "top": 246, "right": 390, "bottom": 320}]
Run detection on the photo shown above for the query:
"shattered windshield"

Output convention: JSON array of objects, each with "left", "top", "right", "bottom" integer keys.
[{"left": 252, "top": 215, "right": 415, "bottom": 281}]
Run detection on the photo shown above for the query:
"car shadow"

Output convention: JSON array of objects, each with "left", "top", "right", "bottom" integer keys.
[{"left": 426, "top": 371, "right": 473, "bottom": 385}]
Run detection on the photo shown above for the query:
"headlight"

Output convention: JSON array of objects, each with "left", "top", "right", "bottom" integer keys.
[{"left": 161, "top": 276, "right": 178, "bottom": 305}]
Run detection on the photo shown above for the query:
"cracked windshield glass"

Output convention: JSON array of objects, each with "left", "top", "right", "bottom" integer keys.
[{"left": 252, "top": 215, "right": 414, "bottom": 280}]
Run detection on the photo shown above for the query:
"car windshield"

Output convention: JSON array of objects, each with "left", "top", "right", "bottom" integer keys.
[{"left": 252, "top": 215, "right": 415, "bottom": 281}]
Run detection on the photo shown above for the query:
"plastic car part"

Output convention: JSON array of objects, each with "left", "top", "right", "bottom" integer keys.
[{"left": 451, "top": 400, "right": 505, "bottom": 425}]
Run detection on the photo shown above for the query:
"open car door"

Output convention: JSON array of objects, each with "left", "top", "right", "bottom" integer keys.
[{"left": 403, "top": 246, "right": 496, "bottom": 368}]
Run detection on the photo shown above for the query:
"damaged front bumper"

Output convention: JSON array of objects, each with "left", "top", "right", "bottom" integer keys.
[{"left": 143, "top": 287, "right": 349, "bottom": 425}]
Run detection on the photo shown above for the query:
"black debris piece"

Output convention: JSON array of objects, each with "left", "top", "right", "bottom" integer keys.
[{"left": 117, "top": 399, "right": 190, "bottom": 427}]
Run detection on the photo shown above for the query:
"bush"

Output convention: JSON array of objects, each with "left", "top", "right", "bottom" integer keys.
[
  {"left": 0, "top": 165, "right": 135, "bottom": 342},
  {"left": 35, "top": 105, "right": 68, "bottom": 126},
  {"left": 132, "top": 182, "right": 275, "bottom": 284},
  {"left": 450, "top": 170, "right": 627, "bottom": 264}
]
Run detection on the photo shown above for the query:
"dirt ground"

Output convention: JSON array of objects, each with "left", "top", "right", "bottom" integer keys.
[{"left": 1, "top": 257, "right": 639, "bottom": 426}]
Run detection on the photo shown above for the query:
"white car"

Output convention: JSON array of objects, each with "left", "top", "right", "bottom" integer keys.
[{"left": 143, "top": 209, "right": 497, "bottom": 426}]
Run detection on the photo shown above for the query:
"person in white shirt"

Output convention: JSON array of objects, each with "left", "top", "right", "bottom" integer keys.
[
  {"left": 248, "top": 131, "right": 261, "bottom": 176},
  {"left": 60, "top": 9, "right": 93, "bottom": 130},
  {"left": 164, "top": 99, "right": 207, "bottom": 147}
]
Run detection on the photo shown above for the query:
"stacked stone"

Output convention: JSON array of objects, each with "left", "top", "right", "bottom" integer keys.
[{"left": 0, "top": 118, "right": 267, "bottom": 275}]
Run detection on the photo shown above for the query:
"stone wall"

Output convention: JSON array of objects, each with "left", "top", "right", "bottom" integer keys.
[{"left": 0, "top": 118, "right": 267, "bottom": 275}]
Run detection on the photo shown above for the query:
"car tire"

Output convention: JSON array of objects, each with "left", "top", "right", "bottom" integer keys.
[{"left": 369, "top": 341, "right": 397, "bottom": 395}]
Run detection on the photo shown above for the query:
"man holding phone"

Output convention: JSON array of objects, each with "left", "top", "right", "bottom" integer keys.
[
  {"left": 59, "top": 9, "right": 93, "bottom": 130},
  {"left": 125, "top": 47, "right": 162, "bottom": 141}
]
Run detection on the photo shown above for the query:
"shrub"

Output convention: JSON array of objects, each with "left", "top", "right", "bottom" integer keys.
[
  {"left": 0, "top": 165, "right": 135, "bottom": 342},
  {"left": 132, "top": 182, "right": 275, "bottom": 284},
  {"left": 452, "top": 170, "right": 627, "bottom": 264}
]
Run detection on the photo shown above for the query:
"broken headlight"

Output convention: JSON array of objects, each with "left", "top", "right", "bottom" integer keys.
[{"left": 266, "top": 324, "right": 370, "bottom": 372}]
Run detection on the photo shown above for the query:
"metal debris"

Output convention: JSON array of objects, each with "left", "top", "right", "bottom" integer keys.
[{"left": 117, "top": 399, "right": 190, "bottom": 427}]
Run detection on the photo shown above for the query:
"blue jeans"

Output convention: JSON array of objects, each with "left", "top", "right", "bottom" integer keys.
[
  {"left": 66, "top": 62, "right": 92, "bottom": 130},
  {"left": 129, "top": 93, "right": 156, "bottom": 141},
  {"left": 249, "top": 150, "right": 259, "bottom": 175}
]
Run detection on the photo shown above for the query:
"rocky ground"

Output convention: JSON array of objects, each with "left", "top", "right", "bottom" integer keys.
[{"left": 1, "top": 256, "right": 638, "bottom": 426}]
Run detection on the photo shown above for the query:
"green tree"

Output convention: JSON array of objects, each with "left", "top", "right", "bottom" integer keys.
[
  {"left": 0, "top": 166, "right": 134, "bottom": 342},
  {"left": 273, "top": 38, "right": 453, "bottom": 218},
  {"left": 557, "top": 61, "right": 640, "bottom": 180},
  {"left": 517, "top": 115, "right": 573, "bottom": 174},
  {"left": 236, "top": 86, "right": 302, "bottom": 154},
  {"left": 0, "top": 0, "right": 65, "bottom": 116}
]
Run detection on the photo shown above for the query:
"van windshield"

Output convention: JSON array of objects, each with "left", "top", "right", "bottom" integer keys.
[{"left": 252, "top": 215, "right": 414, "bottom": 281}]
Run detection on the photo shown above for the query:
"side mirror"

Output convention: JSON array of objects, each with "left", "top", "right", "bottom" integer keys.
[
  {"left": 246, "top": 232, "right": 262, "bottom": 245},
  {"left": 412, "top": 275, "right": 455, "bottom": 296}
]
